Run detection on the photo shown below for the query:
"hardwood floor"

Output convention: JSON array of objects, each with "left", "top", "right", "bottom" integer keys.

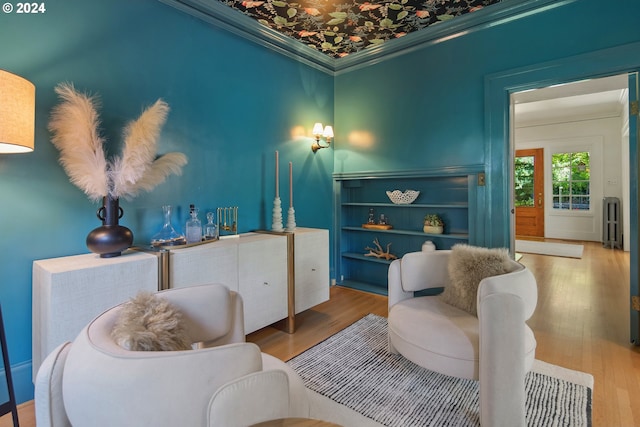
[
  {"left": 521, "top": 241, "right": 639, "bottom": 427},
  {"left": 2, "top": 241, "right": 638, "bottom": 426}
]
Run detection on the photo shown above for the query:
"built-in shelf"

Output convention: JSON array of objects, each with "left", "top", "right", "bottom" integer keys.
[
  {"left": 342, "top": 202, "right": 469, "bottom": 208},
  {"left": 342, "top": 226, "right": 469, "bottom": 239},
  {"left": 334, "top": 168, "right": 482, "bottom": 295}
]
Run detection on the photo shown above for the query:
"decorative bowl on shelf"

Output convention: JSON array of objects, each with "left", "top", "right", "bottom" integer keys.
[
  {"left": 423, "top": 225, "right": 444, "bottom": 234},
  {"left": 386, "top": 190, "right": 420, "bottom": 204}
]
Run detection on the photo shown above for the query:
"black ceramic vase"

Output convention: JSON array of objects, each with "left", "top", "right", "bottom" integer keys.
[{"left": 86, "top": 195, "right": 134, "bottom": 258}]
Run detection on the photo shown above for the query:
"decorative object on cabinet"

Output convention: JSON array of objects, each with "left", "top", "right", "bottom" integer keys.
[
  {"left": 423, "top": 214, "right": 444, "bottom": 234},
  {"left": 334, "top": 167, "right": 482, "bottom": 295},
  {"left": 364, "top": 238, "right": 398, "bottom": 260},
  {"left": 386, "top": 189, "right": 420, "bottom": 204},
  {"left": 185, "top": 204, "right": 202, "bottom": 244},
  {"left": 86, "top": 194, "right": 134, "bottom": 257},
  {"left": 48, "top": 83, "right": 188, "bottom": 255},
  {"left": 0, "top": 69, "right": 35, "bottom": 153},
  {"left": 272, "top": 150, "right": 284, "bottom": 231},
  {"left": 217, "top": 206, "right": 238, "bottom": 238},
  {"left": 204, "top": 212, "right": 219, "bottom": 240},
  {"left": 286, "top": 161, "right": 297, "bottom": 231},
  {"left": 151, "top": 205, "right": 186, "bottom": 247},
  {"left": 311, "top": 122, "right": 333, "bottom": 153}
]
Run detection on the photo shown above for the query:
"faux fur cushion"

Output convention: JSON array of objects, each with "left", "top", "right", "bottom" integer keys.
[
  {"left": 111, "top": 291, "right": 192, "bottom": 351},
  {"left": 441, "top": 244, "right": 511, "bottom": 316}
]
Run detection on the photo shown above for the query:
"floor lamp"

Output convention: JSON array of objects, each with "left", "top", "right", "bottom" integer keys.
[{"left": 0, "top": 69, "right": 36, "bottom": 427}]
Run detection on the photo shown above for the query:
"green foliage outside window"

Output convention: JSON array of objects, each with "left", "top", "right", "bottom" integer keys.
[
  {"left": 552, "top": 151, "right": 590, "bottom": 210},
  {"left": 514, "top": 156, "right": 534, "bottom": 207}
]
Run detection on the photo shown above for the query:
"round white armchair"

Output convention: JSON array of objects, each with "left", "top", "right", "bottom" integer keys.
[{"left": 387, "top": 248, "right": 538, "bottom": 427}]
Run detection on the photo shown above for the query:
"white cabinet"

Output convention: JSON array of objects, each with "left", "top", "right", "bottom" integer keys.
[
  {"left": 32, "top": 251, "right": 159, "bottom": 378},
  {"left": 167, "top": 233, "right": 289, "bottom": 334},
  {"left": 32, "top": 229, "right": 329, "bottom": 376},
  {"left": 293, "top": 228, "right": 329, "bottom": 314},
  {"left": 169, "top": 238, "right": 239, "bottom": 291},
  {"left": 238, "top": 233, "right": 288, "bottom": 333}
]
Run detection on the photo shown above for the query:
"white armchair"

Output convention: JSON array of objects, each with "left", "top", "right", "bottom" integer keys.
[
  {"left": 35, "top": 283, "right": 310, "bottom": 427},
  {"left": 387, "top": 249, "right": 538, "bottom": 427}
]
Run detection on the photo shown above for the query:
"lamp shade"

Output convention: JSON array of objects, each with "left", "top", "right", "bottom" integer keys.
[
  {"left": 323, "top": 125, "right": 334, "bottom": 139},
  {"left": 0, "top": 70, "right": 35, "bottom": 153},
  {"left": 312, "top": 122, "right": 324, "bottom": 137}
]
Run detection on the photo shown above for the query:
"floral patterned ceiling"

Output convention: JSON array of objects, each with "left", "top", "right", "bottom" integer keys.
[{"left": 217, "top": 0, "right": 501, "bottom": 58}]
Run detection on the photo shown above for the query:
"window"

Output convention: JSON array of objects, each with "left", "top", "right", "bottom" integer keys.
[{"left": 551, "top": 151, "right": 590, "bottom": 211}]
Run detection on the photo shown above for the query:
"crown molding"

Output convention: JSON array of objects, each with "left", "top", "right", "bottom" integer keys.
[
  {"left": 334, "top": 0, "right": 578, "bottom": 74},
  {"left": 159, "top": 0, "right": 577, "bottom": 76},
  {"left": 158, "top": 0, "right": 337, "bottom": 74},
  {"left": 333, "top": 165, "right": 485, "bottom": 180}
]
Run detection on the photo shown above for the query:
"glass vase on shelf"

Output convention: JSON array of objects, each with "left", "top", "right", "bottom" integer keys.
[{"left": 151, "top": 205, "right": 186, "bottom": 247}]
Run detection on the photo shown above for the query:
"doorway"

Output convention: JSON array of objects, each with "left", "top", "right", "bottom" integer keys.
[
  {"left": 504, "top": 70, "right": 637, "bottom": 344},
  {"left": 511, "top": 74, "right": 628, "bottom": 243}
]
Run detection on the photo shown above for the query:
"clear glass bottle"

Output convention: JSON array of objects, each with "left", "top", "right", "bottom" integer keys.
[
  {"left": 185, "top": 204, "right": 202, "bottom": 244},
  {"left": 203, "top": 212, "right": 218, "bottom": 240},
  {"left": 367, "top": 208, "right": 375, "bottom": 224},
  {"left": 151, "top": 205, "right": 186, "bottom": 247}
]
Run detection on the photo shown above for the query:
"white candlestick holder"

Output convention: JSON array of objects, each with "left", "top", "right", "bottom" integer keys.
[
  {"left": 285, "top": 206, "right": 296, "bottom": 232},
  {"left": 271, "top": 197, "right": 284, "bottom": 232}
]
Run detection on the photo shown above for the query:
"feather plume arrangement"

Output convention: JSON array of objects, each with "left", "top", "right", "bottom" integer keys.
[
  {"left": 48, "top": 83, "right": 188, "bottom": 201},
  {"left": 48, "top": 83, "right": 109, "bottom": 201}
]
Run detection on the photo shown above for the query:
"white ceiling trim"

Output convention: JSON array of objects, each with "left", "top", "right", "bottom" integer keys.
[{"left": 514, "top": 74, "right": 629, "bottom": 128}]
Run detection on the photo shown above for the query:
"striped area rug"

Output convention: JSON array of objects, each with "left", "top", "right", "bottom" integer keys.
[{"left": 287, "top": 314, "right": 592, "bottom": 427}]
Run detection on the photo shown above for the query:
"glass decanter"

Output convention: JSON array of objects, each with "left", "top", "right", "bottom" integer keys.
[
  {"left": 151, "top": 205, "right": 186, "bottom": 247},
  {"left": 185, "top": 204, "right": 202, "bottom": 244},
  {"left": 203, "top": 211, "right": 219, "bottom": 240}
]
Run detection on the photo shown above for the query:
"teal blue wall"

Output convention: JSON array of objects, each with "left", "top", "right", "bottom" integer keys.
[
  {"left": 334, "top": 0, "right": 640, "bottom": 248},
  {"left": 2, "top": 0, "right": 640, "bottom": 404},
  {"left": 0, "top": 0, "right": 334, "bottom": 402},
  {"left": 335, "top": 0, "right": 640, "bottom": 173}
]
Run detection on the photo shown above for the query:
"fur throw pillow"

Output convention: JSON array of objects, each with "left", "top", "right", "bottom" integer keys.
[
  {"left": 441, "top": 244, "right": 512, "bottom": 316},
  {"left": 111, "top": 291, "right": 192, "bottom": 351}
]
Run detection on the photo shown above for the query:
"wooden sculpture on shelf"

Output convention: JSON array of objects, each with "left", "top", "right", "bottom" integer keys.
[{"left": 364, "top": 238, "right": 398, "bottom": 261}]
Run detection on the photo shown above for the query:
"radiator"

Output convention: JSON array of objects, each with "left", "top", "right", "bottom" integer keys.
[{"left": 602, "top": 197, "right": 622, "bottom": 249}]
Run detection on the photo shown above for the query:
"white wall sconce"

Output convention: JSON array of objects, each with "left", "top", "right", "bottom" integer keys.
[
  {"left": 0, "top": 70, "right": 35, "bottom": 153},
  {"left": 311, "top": 122, "right": 333, "bottom": 153}
]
